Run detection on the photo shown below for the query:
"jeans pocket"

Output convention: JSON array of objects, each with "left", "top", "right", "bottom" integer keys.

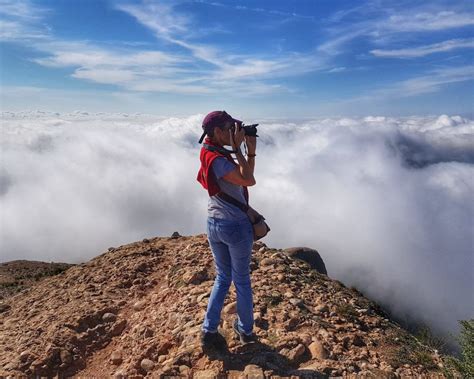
[{"left": 223, "top": 223, "right": 253, "bottom": 245}]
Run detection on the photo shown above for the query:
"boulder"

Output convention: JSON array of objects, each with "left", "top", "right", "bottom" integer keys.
[{"left": 283, "top": 247, "right": 327, "bottom": 275}]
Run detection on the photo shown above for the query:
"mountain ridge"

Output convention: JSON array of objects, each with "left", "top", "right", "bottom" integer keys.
[{"left": 0, "top": 234, "right": 453, "bottom": 378}]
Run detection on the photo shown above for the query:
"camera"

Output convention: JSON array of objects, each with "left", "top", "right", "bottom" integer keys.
[{"left": 241, "top": 123, "right": 259, "bottom": 137}]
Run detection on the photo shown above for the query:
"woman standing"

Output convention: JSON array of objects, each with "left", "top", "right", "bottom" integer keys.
[{"left": 196, "top": 111, "right": 258, "bottom": 349}]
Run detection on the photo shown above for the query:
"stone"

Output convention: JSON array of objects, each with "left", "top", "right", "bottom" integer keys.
[
  {"left": 171, "top": 232, "right": 181, "bottom": 239},
  {"left": 283, "top": 247, "right": 327, "bottom": 275},
  {"left": 243, "top": 364, "right": 265, "bottom": 379},
  {"left": 60, "top": 349, "right": 72, "bottom": 364},
  {"left": 288, "top": 343, "right": 306, "bottom": 361},
  {"left": 102, "top": 312, "right": 117, "bottom": 323},
  {"left": 260, "top": 258, "right": 276, "bottom": 266},
  {"left": 224, "top": 301, "right": 237, "bottom": 314},
  {"left": 289, "top": 298, "right": 303, "bottom": 307},
  {"left": 110, "top": 351, "right": 122, "bottom": 365},
  {"left": 183, "top": 269, "right": 208, "bottom": 285},
  {"left": 140, "top": 358, "right": 154, "bottom": 372},
  {"left": 353, "top": 334, "right": 365, "bottom": 347},
  {"left": 194, "top": 369, "right": 219, "bottom": 379},
  {"left": 0, "top": 303, "right": 11, "bottom": 313},
  {"left": 133, "top": 300, "right": 146, "bottom": 311},
  {"left": 110, "top": 319, "right": 127, "bottom": 337},
  {"left": 19, "top": 350, "right": 30, "bottom": 362},
  {"left": 315, "top": 304, "right": 329, "bottom": 314},
  {"left": 308, "top": 340, "right": 328, "bottom": 360}
]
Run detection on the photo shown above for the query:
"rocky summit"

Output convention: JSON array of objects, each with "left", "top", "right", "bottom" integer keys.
[{"left": 0, "top": 234, "right": 453, "bottom": 378}]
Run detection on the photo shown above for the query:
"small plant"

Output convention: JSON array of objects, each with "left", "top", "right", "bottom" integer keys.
[
  {"left": 445, "top": 319, "right": 474, "bottom": 378},
  {"left": 415, "top": 324, "right": 447, "bottom": 352},
  {"left": 336, "top": 303, "right": 357, "bottom": 319},
  {"left": 412, "top": 351, "right": 436, "bottom": 368},
  {"left": 267, "top": 331, "right": 279, "bottom": 345},
  {"left": 262, "top": 293, "right": 282, "bottom": 307}
]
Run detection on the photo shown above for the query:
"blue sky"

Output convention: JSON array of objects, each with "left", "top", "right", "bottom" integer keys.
[{"left": 0, "top": 0, "right": 473, "bottom": 117}]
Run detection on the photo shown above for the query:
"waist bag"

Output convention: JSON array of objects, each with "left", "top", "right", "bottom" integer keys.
[{"left": 216, "top": 192, "right": 271, "bottom": 241}]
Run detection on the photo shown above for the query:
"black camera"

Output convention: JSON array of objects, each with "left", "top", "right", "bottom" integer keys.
[{"left": 241, "top": 123, "right": 259, "bottom": 137}]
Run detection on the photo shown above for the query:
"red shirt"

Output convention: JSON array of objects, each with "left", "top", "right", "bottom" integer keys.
[{"left": 197, "top": 137, "right": 249, "bottom": 203}]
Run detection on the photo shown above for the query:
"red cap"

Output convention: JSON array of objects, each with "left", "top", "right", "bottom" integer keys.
[{"left": 198, "top": 110, "right": 242, "bottom": 143}]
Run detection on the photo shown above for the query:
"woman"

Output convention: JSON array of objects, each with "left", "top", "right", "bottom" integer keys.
[{"left": 196, "top": 110, "right": 258, "bottom": 349}]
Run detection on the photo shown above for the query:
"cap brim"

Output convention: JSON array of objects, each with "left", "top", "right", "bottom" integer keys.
[{"left": 198, "top": 131, "right": 207, "bottom": 144}]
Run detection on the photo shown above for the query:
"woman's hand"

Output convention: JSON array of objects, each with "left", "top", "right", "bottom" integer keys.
[
  {"left": 245, "top": 135, "right": 257, "bottom": 154},
  {"left": 229, "top": 122, "right": 245, "bottom": 151}
]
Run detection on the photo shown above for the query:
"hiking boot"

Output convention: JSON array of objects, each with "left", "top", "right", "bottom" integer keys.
[
  {"left": 200, "top": 330, "right": 226, "bottom": 350},
  {"left": 233, "top": 319, "right": 258, "bottom": 344}
]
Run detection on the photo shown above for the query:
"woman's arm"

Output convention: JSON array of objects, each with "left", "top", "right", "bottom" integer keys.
[
  {"left": 221, "top": 148, "right": 256, "bottom": 186},
  {"left": 221, "top": 127, "right": 256, "bottom": 186}
]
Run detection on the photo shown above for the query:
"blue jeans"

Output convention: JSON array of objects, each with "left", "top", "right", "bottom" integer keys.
[{"left": 202, "top": 216, "right": 254, "bottom": 335}]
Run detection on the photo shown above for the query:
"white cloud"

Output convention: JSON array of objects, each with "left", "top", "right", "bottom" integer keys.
[
  {"left": 371, "top": 38, "right": 474, "bottom": 58},
  {"left": 320, "top": 6, "right": 474, "bottom": 61},
  {"left": 1, "top": 112, "right": 473, "bottom": 345},
  {"left": 327, "top": 66, "right": 346, "bottom": 73},
  {"left": 383, "top": 10, "right": 474, "bottom": 32},
  {"left": 390, "top": 65, "right": 474, "bottom": 96}
]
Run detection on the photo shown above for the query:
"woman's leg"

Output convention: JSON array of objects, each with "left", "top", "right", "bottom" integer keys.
[
  {"left": 202, "top": 218, "right": 233, "bottom": 333},
  {"left": 223, "top": 219, "right": 254, "bottom": 335}
]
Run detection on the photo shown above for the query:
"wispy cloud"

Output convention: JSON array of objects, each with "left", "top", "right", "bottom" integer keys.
[
  {"left": 320, "top": 5, "right": 474, "bottom": 58},
  {"left": 382, "top": 10, "right": 474, "bottom": 32},
  {"left": 327, "top": 67, "right": 346, "bottom": 73},
  {"left": 371, "top": 38, "right": 474, "bottom": 58},
  {"left": 194, "top": 0, "right": 316, "bottom": 21},
  {"left": 394, "top": 65, "right": 474, "bottom": 96},
  {"left": 0, "top": 0, "right": 51, "bottom": 41},
  {"left": 114, "top": 1, "right": 329, "bottom": 90},
  {"left": 339, "top": 65, "right": 474, "bottom": 106}
]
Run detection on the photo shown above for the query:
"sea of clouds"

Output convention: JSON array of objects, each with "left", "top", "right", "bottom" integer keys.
[{"left": 1, "top": 111, "right": 473, "bottom": 342}]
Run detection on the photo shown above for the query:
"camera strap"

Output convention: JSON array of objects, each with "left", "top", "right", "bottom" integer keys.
[
  {"left": 216, "top": 191, "right": 249, "bottom": 212},
  {"left": 203, "top": 143, "right": 237, "bottom": 156}
]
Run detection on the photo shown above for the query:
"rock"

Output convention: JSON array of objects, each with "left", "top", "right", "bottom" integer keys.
[
  {"left": 133, "top": 300, "right": 146, "bottom": 311},
  {"left": 243, "top": 364, "right": 265, "bottom": 379},
  {"left": 283, "top": 247, "right": 327, "bottom": 275},
  {"left": 224, "top": 301, "right": 237, "bottom": 314},
  {"left": 260, "top": 258, "right": 276, "bottom": 266},
  {"left": 171, "top": 232, "right": 181, "bottom": 239},
  {"left": 0, "top": 303, "right": 11, "bottom": 313},
  {"left": 353, "top": 334, "right": 365, "bottom": 346},
  {"left": 315, "top": 304, "right": 329, "bottom": 314},
  {"left": 308, "top": 340, "right": 328, "bottom": 359},
  {"left": 298, "top": 333, "right": 312, "bottom": 346},
  {"left": 110, "top": 351, "right": 122, "bottom": 365},
  {"left": 60, "top": 349, "right": 72, "bottom": 364},
  {"left": 183, "top": 269, "right": 208, "bottom": 285},
  {"left": 19, "top": 350, "right": 30, "bottom": 362},
  {"left": 288, "top": 343, "right": 306, "bottom": 361},
  {"left": 140, "top": 358, "right": 154, "bottom": 372},
  {"left": 284, "top": 316, "right": 300, "bottom": 331},
  {"left": 289, "top": 298, "right": 303, "bottom": 307},
  {"left": 102, "top": 312, "right": 117, "bottom": 323},
  {"left": 142, "top": 238, "right": 150, "bottom": 243},
  {"left": 110, "top": 320, "right": 127, "bottom": 337},
  {"left": 113, "top": 370, "right": 127, "bottom": 378},
  {"left": 197, "top": 292, "right": 210, "bottom": 302},
  {"left": 194, "top": 369, "right": 219, "bottom": 378}
]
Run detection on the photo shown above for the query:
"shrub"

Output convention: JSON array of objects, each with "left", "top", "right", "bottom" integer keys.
[{"left": 446, "top": 319, "right": 474, "bottom": 378}]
